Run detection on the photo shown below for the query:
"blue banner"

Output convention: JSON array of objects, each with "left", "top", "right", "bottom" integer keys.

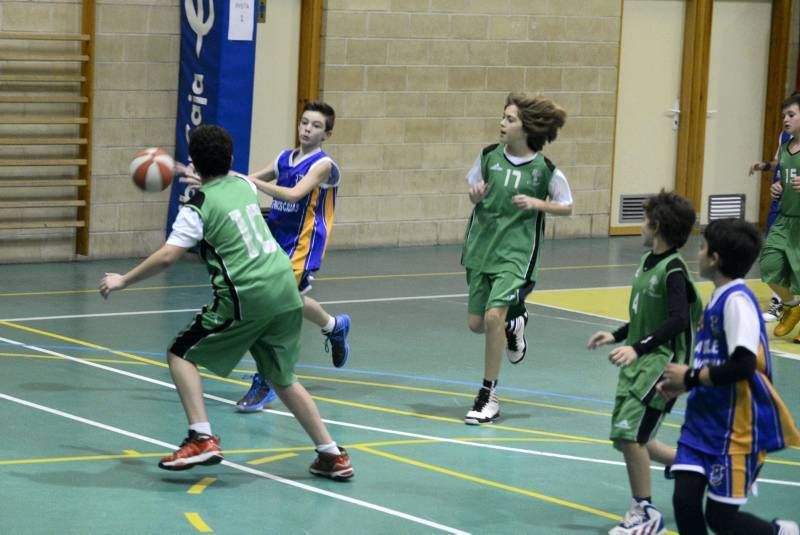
[{"left": 167, "top": 0, "right": 258, "bottom": 235}]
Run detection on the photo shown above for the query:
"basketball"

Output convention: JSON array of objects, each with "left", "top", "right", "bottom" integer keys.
[{"left": 129, "top": 148, "right": 175, "bottom": 192}]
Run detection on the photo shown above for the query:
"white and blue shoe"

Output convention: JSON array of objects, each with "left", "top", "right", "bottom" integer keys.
[
  {"left": 236, "top": 374, "right": 276, "bottom": 412},
  {"left": 608, "top": 500, "right": 666, "bottom": 535},
  {"left": 324, "top": 314, "right": 351, "bottom": 368}
]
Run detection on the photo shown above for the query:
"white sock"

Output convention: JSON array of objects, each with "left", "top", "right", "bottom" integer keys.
[
  {"left": 321, "top": 316, "right": 335, "bottom": 333},
  {"left": 189, "top": 422, "right": 212, "bottom": 436},
  {"left": 316, "top": 441, "right": 341, "bottom": 455}
]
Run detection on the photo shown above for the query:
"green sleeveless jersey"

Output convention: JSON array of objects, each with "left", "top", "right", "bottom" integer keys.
[
  {"left": 620, "top": 251, "right": 703, "bottom": 404},
  {"left": 185, "top": 175, "right": 302, "bottom": 320},
  {"left": 778, "top": 140, "right": 800, "bottom": 216},
  {"left": 461, "top": 144, "right": 554, "bottom": 280}
]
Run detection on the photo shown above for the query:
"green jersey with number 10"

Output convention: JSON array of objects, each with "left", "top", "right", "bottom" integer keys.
[
  {"left": 462, "top": 144, "right": 554, "bottom": 280},
  {"left": 185, "top": 175, "right": 302, "bottom": 321}
]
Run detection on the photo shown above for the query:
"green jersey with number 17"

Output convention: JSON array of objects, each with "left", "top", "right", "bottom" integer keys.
[
  {"left": 462, "top": 144, "right": 554, "bottom": 280},
  {"left": 185, "top": 175, "right": 302, "bottom": 321}
]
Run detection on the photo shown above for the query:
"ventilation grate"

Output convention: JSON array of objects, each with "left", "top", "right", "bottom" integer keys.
[
  {"left": 708, "top": 194, "right": 745, "bottom": 221},
  {"left": 619, "top": 194, "right": 652, "bottom": 223}
]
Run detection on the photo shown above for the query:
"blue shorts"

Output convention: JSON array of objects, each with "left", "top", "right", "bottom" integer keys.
[
  {"left": 295, "top": 269, "right": 314, "bottom": 294},
  {"left": 672, "top": 443, "right": 765, "bottom": 505}
]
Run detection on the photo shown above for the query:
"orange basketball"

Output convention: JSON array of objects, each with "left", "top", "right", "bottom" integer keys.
[{"left": 129, "top": 148, "right": 174, "bottom": 192}]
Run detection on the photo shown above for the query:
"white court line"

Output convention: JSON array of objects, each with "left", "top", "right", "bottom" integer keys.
[
  {"left": 0, "top": 294, "right": 469, "bottom": 323},
  {"left": 0, "top": 392, "right": 468, "bottom": 535},
  {"left": 1, "top": 335, "right": 798, "bottom": 489}
]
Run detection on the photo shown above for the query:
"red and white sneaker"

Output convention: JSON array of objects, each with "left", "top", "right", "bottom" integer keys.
[
  {"left": 309, "top": 447, "right": 354, "bottom": 481},
  {"left": 158, "top": 430, "right": 223, "bottom": 471}
]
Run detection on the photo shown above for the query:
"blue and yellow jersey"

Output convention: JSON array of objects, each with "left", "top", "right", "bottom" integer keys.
[
  {"left": 266, "top": 148, "right": 340, "bottom": 276},
  {"left": 680, "top": 282, "right": 800, "bottom": 455}
]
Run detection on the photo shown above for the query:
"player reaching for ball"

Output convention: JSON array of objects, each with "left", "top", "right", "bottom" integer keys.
[
  {"left": 181, "top": 101, "right": 350, "bottom": 413},
  {"left": 99, "top": 124, "right": 354, "bottom": 480}
]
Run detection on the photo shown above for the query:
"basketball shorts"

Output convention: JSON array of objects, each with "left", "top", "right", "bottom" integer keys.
[
  {"left": 760, "top": 214, "right": 800, "bottom": 294},
  {"left": 294, "top": 268, "right": 314, "bottom": 294},
  {"left": 672, "top": 442, "right": 765, "bottom": 505},
  {"left": 610, "top": 395, "right": 668, "bottom": 444},
  {"left": 466, "top": 268, "right": 534, "bottom": 315},
  {"left": 169, "top": 306, "right": 303, "bottom": 387}
]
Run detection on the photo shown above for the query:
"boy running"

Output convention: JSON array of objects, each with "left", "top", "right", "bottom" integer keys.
[
  {"left": 100, "top": 124, "right": 353, "bottom": 480},
  {"left": 461, "top": 92, "right": 573, "bottom": 425},
  {"left": 587, "top": 191, "right": 701, "bottom": 535},
  {"left": 659, "top": 218, "right": 800, "bottom": 534}
]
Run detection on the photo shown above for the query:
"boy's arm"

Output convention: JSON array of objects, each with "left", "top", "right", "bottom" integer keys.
[
  {"left": 251, "top": 159, "right": 332, "bottom": 203},
  {"left": 100, "top": 244, "right": 187, "bottom": 298},
  {"left": 512, "top": 168, "right": 573, "bottom": 215},
  {"left": 249, "top": 160, "right": 277, "bottom": 182}
]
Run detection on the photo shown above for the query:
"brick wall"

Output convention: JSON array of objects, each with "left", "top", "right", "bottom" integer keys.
[{"left": 320, "top": 0, "right": 622, "bottom": 248}]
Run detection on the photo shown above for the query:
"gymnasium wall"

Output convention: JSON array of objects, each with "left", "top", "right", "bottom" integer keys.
[{"left": 0, "top": 1, "right": 798, "bottom": 261}]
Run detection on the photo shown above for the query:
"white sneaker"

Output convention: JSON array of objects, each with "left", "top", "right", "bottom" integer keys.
[
  {"left": 763, "top": 297, "right": 783, "bottom": 322},
  {"left": 608, "top": 501, "right": 666, "bottom": 535},
  {"left": 775, "top": 520, "right": 800, "bottom": 535},
  {"left": 464, "top": 387, "right": 499, "bottom": 425},
  {"left": 505, "top": 311, "right": 528, "bottom": 364}
]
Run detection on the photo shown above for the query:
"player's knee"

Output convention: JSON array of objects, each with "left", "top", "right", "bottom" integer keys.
[
  {"left": 468, "top": 316, "right": 484, "bottom": 333},
  {"left": 483, "top": 309, "right": 505, "bottom": 331}
]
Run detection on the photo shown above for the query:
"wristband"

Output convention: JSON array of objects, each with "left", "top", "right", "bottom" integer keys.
[
  {"left": 683, "top": 368, "right": 702, "bottom": 390},
  {"left": 762, "top": 160, "right": 772, "bottom": 172}
]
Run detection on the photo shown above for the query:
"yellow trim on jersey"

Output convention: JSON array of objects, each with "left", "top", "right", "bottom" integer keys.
[{"left": 291, "top": 188, "right": 320, "bottom": 275}]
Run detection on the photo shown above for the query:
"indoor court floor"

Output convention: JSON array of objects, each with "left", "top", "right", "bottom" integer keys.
[{"left": 1, "top": 236, "right": 798, "bottom": 534}]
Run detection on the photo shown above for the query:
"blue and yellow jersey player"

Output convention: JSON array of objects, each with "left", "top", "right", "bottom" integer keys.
[
  {"left": 238, "top": 101, "right": 350, "bottom": 411},
  {"left": 658, "top": 218, "right": 800, "bottom": 535}
]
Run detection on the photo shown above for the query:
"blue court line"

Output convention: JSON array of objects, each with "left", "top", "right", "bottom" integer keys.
[{"left": 0, "top": 341, "right": 688, "bottom": 414}]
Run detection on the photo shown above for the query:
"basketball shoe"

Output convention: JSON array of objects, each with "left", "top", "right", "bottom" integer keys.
[
  {"left": 505, "top": 311, "right": 528, "bottom": 364},
  {"left": 774, "top": 520, "right": 800, "bottom": 535},
  {"left": 608, "top": 500, "right": 666, "bottom": 535},
  {"left": 324, "top": 314, "right": 351, "bottom": 368},
  {"left": 158, "top": 430, "right": 223, "bottom": 471},
  {"left": 774, "top": 304, "right": 800, "bottom": 337},
  {"left": 236, "top": 374, "right": 276, "bottom": 412},
  {"left": 464, "top": 386, "right": 500, "bottom": 425},
  {"left": 309, "top": 447, "right": 354, "bottom": 481},
  {"left": 762, "top": 296, "right": 783, "bottom": 322}
]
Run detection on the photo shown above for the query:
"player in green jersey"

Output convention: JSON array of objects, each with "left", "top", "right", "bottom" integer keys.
[
  {"left": 99, "top": 125, "right": 353, "bottom": 480},
  {"left": 461, "top": 93, "right": 573, "bottom": 425},
  {"left": 758, "top": 94, "right": 800, "bottom": 342},
  {"left": 587, "top": 191, "right": 700, "bottom": 535}
]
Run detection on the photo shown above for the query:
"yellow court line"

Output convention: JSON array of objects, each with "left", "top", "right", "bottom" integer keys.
[
  {"left": 187, "top": 477, "right": 217, "bottom": 495},
  {"left": 247, "top": 452, "right": 299, "bottom": 465},
  {"left": 297, "top": 373, "right": 680, "bottom": 429},
  {"left": 0, "top": 261, "right": 681, "bottom": 298},
  {"left": 0, "top": 450, "right": 148, "bottom": 466},
  {"left": 0, "top": 352, "right": 147, "bottom": 365},
  {"left": 184, "top": 512, "right": 213, "bottom": 533},
  {"left": 354, "top": 445, "right": 625, "bottom": 524},
  {"left": 0, "top": 320, "right": 249, "bottom": 386}
]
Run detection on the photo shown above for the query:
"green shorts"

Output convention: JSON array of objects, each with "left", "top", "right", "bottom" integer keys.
[
  {"left": 610, "top": 395, "right": 668, "bottom": 443},
  {"left": 760, "top": 214, "right": 800, "bottom": 294},
  {"left": 466, "top": 268, "right": 533, "bottom": 315},
  {"left": 169, "top": 307, "right": 303, "bottom": 387}
]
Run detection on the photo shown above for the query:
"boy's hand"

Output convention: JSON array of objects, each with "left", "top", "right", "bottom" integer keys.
[
  {"left": 771, "top": 181, "right": 783, "bottom": 199},
  {"left": 656, "top": 379, "right": 683, "bottom": 401},
  {"left": 99, "top": 273, "right": 126, "bottom": 299},
  {"left": 512, "top": 195, "right": 543, "bottom": 211},
  {"left": 469, "top": 181, "right": 488, "bottom": 204},
  {"left": 748, "top": 161, "right": 767, "bottom": 175},
  {"left": 608, "top": 345, "right": 637, "bottom": 367},
  {"left": 587, "top": 331, "right": 615, "bottom": 349},
  {"left": 791, "top": 176, "right": 800, "bottom": 192},
  {"left": 176, "top": 162, "right": 201, "bottom": 187}
]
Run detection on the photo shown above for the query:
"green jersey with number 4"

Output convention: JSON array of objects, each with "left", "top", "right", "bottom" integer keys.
[
  {"left": 620, "top": 251, "right": 702, "bottom": 406},
  {"left": 462, "top": 144, "right": 554, "bottom": 280},
  {"left": 185, "top": 175, "right": 302, "bottom": 321}
]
